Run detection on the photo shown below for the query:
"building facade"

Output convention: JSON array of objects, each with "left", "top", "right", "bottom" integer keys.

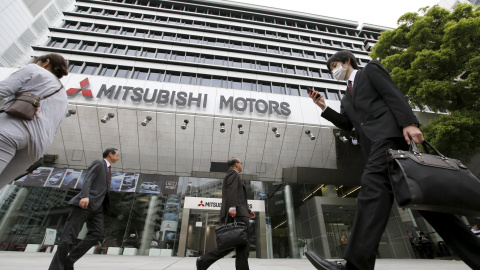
[{"left": 1, "top": 0, "right": 478, "bottom": 260}]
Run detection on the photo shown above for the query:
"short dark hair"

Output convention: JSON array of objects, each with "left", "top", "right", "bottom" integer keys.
[
  {"left": 103, "top": 148, "right": 118, "bottom": 158},
  {"left": 326, "top": 50, "right": 359, "bottom": 72},
  {"left": 33, "top": 53, "right": 69, "bottom": 79},
  {"left": 227, "top": 157, "right": 240, "bottom": 168}
]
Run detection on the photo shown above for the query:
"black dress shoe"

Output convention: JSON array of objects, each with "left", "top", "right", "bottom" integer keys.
[
  {"left": 196, "top": 257, "right": 207, "bottom": 270},
  {"left": 305, "top": 251, "right": 347, "bottom": 270}
]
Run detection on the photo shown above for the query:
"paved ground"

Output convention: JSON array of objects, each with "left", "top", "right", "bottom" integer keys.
[{"left": 0, "top": 252, "right": 471, "bottom": 270}]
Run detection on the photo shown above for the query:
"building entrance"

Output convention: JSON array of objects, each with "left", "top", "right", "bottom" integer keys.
[{"left": 177, "top": 197, "right": 268, "bottom": 258}]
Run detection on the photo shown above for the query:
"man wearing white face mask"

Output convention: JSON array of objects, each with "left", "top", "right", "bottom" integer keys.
[{"left": 306, "top": 50, "right": 480, "bottom": 270}]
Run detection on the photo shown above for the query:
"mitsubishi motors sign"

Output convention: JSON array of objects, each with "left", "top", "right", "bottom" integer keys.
[{"left": 184, "top": 197, "right": 265, "bottom": 212}]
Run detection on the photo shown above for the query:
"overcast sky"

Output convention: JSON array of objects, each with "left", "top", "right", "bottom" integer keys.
[{"left": 224, "top": 0, "right": 440, "bottom": 28}]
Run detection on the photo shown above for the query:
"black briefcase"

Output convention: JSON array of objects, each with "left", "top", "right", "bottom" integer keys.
[
  {"left": 386, "top": 140, "right": 480, "bottom": 217},
  {"left": 215, "top": 218, "right": 248, "bottom": 250}
]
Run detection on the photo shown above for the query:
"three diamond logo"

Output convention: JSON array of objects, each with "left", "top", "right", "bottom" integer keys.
[
  {"left": 198, "top": 200, "right": 205, "bottom": 207},
  {"left": 66, "top": 78, "right": 93, "bottom": 98}
]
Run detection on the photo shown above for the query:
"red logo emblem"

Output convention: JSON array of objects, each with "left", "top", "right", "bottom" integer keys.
[
  {"left": 66, "top": 78, "right": 93, "bottom": 97},
  {"left": 198, "top": 200, "right": 205, "bottom": 207}
]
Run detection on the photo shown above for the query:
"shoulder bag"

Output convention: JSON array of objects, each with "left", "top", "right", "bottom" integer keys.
[
  {"left": 0, "top": 86, "right": 63, "bottom": 120},
  {"left": 386, "top": 139, "right": 480, "bottom": 217},
  {"left": 214, "top": 197, "right": 248, "bottom": 250}
]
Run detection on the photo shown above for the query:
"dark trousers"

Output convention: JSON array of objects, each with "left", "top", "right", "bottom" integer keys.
[
  {"left": 48, "top": 206, "right": 104, "bottom": 270},
  {"left": 344, "top": 138, "right": 480, "bottom": 270},
  {"left": 201, "top": 216, "right": 250, "bottom": 270}
]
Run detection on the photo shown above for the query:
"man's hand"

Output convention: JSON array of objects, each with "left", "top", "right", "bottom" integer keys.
[
  {"left": 309, "top": 91, "right": 327, "bottom": 110},
  {"left": 79, "top": 197, "right": 89, "bottom": 210},
  {"left": 249, "top": 211, "right": 256, "bottom": 219},
  {"left": 228, "top": 208, "right": 237, "bottom": 218},
  {"left": 403, "top": 125, "right": 424, "bottom": 145}
]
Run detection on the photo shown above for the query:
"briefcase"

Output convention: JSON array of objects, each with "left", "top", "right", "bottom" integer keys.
[
  {"left": 386, "top": 139, "right": 480, "bottom": 217},
  {"left": 215, "top": 218, "right": 248, "bottom": 251}
]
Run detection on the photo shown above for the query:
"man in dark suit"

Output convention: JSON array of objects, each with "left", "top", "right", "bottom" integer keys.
[
  {"left": 306, "top": 50, "right": 480, "bottom": 270},
  {"left": 48, "top": 148, "right": 119, "bottom": 270},
  {"left": 196, "top": 157, "right": 255, "bottom": 270}
]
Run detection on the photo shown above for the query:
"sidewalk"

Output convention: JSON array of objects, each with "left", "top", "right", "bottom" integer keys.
[{"left": 0, "top": 252, "right": 470, "bottom": 270}]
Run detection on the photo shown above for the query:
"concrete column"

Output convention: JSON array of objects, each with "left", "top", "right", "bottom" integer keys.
[
  {"left": 139, "top": 195, "right": 159, "bottom": 255},
  {"left": 0, "top": 187, "right": 28, "bottom": 241},
  {"left": 177, "top": 208, "right": 190, "bottom": 257},
  {"left": 284, "top": 184, "right": 300, "bottom": 258},
  {"left": 256, "top": 211, "right": 268, "bottom": 258},
  {"left": 321, "top": 185, "right": 337, "bottom": 197}
]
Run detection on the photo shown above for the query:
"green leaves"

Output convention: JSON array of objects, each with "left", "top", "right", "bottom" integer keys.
[{"left": 371, "top": 4, "right": 480, "bottom": 159}]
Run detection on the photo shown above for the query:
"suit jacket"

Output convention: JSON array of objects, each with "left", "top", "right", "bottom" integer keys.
[
  {"left": 322, "top": 61, "right": 419, "bottom": 157},
  {"left": 69, "top": 159, "right": 110, "bottom": 212},
  {"left": 219, "top": 169, "right": 250, "bottom": 221}
]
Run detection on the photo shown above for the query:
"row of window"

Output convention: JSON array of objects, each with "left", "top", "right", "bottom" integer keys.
[
  {"left": 67, "top": 61, "right": 345, "bottom": 100},
  {"left": 61, "top": 20, "right": 371, "bottom": 65},
  {"left": 49, "top": 38, "right": 337, "bottom": 79},
  {"left": 74, "top": 6, "right": 367, "bottom": 51},
  {"left": 93, "top": 0, "right": 380, "bottom": 40}
]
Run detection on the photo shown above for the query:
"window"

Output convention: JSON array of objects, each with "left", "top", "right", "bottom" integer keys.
[
  {"left": 214, "top": 56, "right": 227, "bottom": 66},
  {"left": 315, "top": 53, "right": 326, "bottom": 60},
  {"left": 215, "top": 39, "right": 227, "bottom": 47},
  {"left": 229, "top": 78, "right": 242, "bottom": 90},
  {"left": 68, "top": 62, "right": 82, "bottom": 73},
  {"left": 130, "top": 13, "right": 142, "bottom": 20},
  {"left": 171, "top": 51, "right": 185, "bottom": 61},
  {"left": 143, "top": 15, "right": 154, "bottom": 21},
  {"left": 81, "top": 63, "right": 99, "bottom": 75},
  {"left": 121, "top": 28, "right": 135, "bottom": 36},
  {"left": 201, "top": 55, "right": 214, "bottom": 65},
  {"left": 64, "top": 40, "right": 79, "bottom": 49},
  {"left": 272, "top": 83, "right": 285, "bottom": 94},
  {"left": 64, "top": 21, "right": 77, "bottom": 29},
  {"left": 156, "top": 50, "right": 169, "bottom": 59},
  {"left": 93, "top": 24, "right": 107, "bottom": 32},
  {"left": 162, "top": 33, "right": 175, "bottom": 40},
  {"left": 95, "top": 44, "right": 109, "bottom": 53},
  {"left": 141, "top": 49, "right": 155, "bottom": 58},
  {"left": 242, "top": 80, "right": 257, "bottom": 91},
  {"left": 117, "top": 11, "right": 129, "bottom": 18},
  {"left": 78, "top": 23, "right": 92, "bottom": 31},
  {"left": 292, "top": 50, "right": 303, "bottom": 57},
  {"left": 180, "top": 73, "right": 196, "bottom": 85},
  {"left": 76, "top": 6, "right": 89, "bottom": 13},
  {"left": 269, "top": 63, "right": 282, "bottom": 73},
  {"left": 321, "top": 70, "right": 333, "bottom": 79},
  {"left": 229, "top": 58, "right": 242, "bottom": 68},
  {"left": 258, "top": 81, "right": 271, "bottom": 93},
  {"left": 278, "top": 33, "right": 288, "bottom": 40},
  {"left": 126, "top": 47, "right": 139, "bottom": 56},
  {"left": 149, "top": 31, "right": 162, "bottom": 39},
  {"left": 256, "top": 44, "right": 267, "bottom": 52},
  {"left": 165, "top": 71, "right": 180, "bottom": 83},
  {"left": 297, "top": 66, "right": 309, "bottom": 76},
  {"left": 107, "top": 26, "right": 120, "bottom": 34},
  {"left": 315, "top": 88, "right": 327, "bottom": 98},
  {"left": 282, "top": 48, "right": 292, "bottom": 56},
  {"left": 111, "top": 45, "right": 126, "bottom": 55},
  {"left": 185, "top": 53, "right": 199, "bottom": 63},
  {"left": 287, "top": 85, "right": 299, "bottom": 96},
  {"left": 155, "top": 16, "right": 168, "bottom": 23},
  {"left": 327, "top": 90, "right": 340, "bottom": 100},
  {"left": 267, "top": 46, "right": 279, "bottom": 54},
  {"left": 289, "top": 34, "right": 299, "bottom": 41},
  {"left": 242, "top": 60, "right": 255, "bottom": 69},
  {"left": 284, "top": 65, "right": 295, "bottom": 74},
  {"left": 198, "top": 74, "right": 212, "bottom": 86},
  {"left": 230, "top": 41, "right": 242, "bottom": 50},
  {"left": 212, "top": 76, "right": 227, "bottom": 88},
  {"left": 257, "top": 62, "right": 269, "bottom": 71},
  {"left": 310, "top": 68, "right": 321, "bottom": 78},
  {"left": 90, "top": 8, "right": 101, "bottom": 15},
  {"left": 115, "top": 66, "right": 131, "bottom": 78},
  {"left": 135, "top": 30, "right": 147, "bottom": 37},
  {"left": 148, "top": 69, "right": 164, "bottom": 81},
  {"left": 189, "top": 36, "right": 202, "bottom": 44},
  {"left": 265, "top": 31, "right": 276, "bottom": 38},
  {"left": 104, "top": 10, "right": 116, "bottom": 17},
  {"left": 99, "top": 65, "right": 116, "bottom": 76},
  {"left": 242, "top": 42, "right": 253, "bottom": 51},
  {"left": 79, "top": 42, "right": 95, "bottom": 51},
  {"left": 178, "top": 35, "right": 190, "bottom": 43},
  {"left": 305, "top": 51, "right": 315, "bottom": 59},
  {"left": 203, "top": 38, "right": 216, "bottom": 46},
  {"left": 48, "top": 39, "right": 64, "bottom": 48},
  {"left": 168, "top": 18, "right": 181, "bottom": 25},
  {"left": 300, "top": 86, "right": 310, "bottom": 97},
  {"left": 132, "top": 68, "right": 148, "bottom": 80}
]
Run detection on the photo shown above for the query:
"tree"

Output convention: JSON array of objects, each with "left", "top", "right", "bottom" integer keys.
[{"left": 370, "top": 3, "right": 480, "bottom": 160}]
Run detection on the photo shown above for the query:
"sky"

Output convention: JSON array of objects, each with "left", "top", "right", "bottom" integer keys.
[{"left": 224, "top": 0, "right": 440, "bottom": 28}]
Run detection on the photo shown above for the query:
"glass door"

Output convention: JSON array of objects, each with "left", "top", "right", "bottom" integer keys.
[
  {"left": 185, "top": 210, "right": 222, "bottom": 256},
  {"left": 322, "top": 205, "right": 356, "bottom": 258}
]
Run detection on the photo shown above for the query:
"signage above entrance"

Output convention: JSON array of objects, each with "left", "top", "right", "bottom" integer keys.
[{"left": 184, "top": 197, "right": 265, "bottom": 212}]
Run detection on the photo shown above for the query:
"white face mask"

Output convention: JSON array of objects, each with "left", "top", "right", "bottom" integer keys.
[{"left": 332, "top": 64, "right": 348, "bottom": 81}]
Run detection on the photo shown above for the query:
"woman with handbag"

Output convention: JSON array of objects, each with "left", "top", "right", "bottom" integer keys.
[{"left": 0, "top": 53, "right": 69, "bottom": 189}]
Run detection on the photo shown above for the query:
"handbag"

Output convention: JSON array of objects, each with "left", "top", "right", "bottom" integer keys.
[
  {"left": 1, "top": 86, "right": 62, "bottom": 120},
  {"left": 215, "top": 217, "right": 248, "bottom": 250},
  {"left": 386, "top": 139, "right": 480, "bottom": 217}
]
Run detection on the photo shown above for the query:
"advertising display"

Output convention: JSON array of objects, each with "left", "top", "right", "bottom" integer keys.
[
  {"left": 162, "top": 175, "right": 179, "bottom": 195},
  {"left": 44, "top": 168, "right": 67, "bottom": 188},
  {"left": 120, "top": 173, "right": 139, "bottom": 192},
  {"left": 61, "top": 169, "right": 83, "bottom": 189},
  {"left": 14, "top": 167, "right": 53, "bottom": 187},
  {"left": 139, "top": 174, "right": 161, "bottom": 194}
]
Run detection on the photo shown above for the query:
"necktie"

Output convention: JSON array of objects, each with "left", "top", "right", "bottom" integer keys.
[
  {"left": 107, "top": 166, "right": 111, "bottom": 186},
  {"left": 347, "top": 80, "right": 353, "bottom": 95}
]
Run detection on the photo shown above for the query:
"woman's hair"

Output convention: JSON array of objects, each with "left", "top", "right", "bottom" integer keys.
[{"left": 34, "top": 53, "right": 69, "bottom": 79}]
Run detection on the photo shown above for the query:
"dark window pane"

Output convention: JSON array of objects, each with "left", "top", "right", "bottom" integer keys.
[
  {"left": 305, "top": 51, "right": 315, "bottom": 59},
  {"left": 178, "top": 35, "right": 190, "bottom": 43},
  {"left": 185, "top": 53, "right": 198, "bottom": 62},
  {"left": 258, "top": 62, "right": 269, "bottom": 71},
  {"left": 163, "top": 33, "right": 175, "bottom": 40},
  {"left": 141, "top": 49, "right": 155, "bottom": 58},
  {"left": 315, "top": 53, "right": 326, "bottom": 60},
  {"left": 284, "top": 65, "right": 295, "bottom": 74},
  {"left": 111, "top": 46, "right": 126, "bottom": 54},
  {"left": 82, "top": 64, "right": 98, "bottom": 75},
  {"left": 78, "top": 23, "right": 91, "bottom": 31},
  {"left": 231, "top": 41, "right": 242, "bottom": 49},
  {"left": 300, "top": 86, "right": 310, "bottom": 97},
  {"left": 165, "top": 71, "right": 180, "bottom": 83},
  {"left": 121, "top": 28, "right": 134, "bottom": 36},
  {"left": 150, "top": 31, "right": 162, "bottom": 39},
  {"left": 242, "top": 60, "right": 255, "bottom": 69},
  {"left": 256, "top": 45, "right": 267, "bottom": 52},
  {"left": 297, "top": 67, "right": 309, "bottom": 76},
  {"left": 292, "top": 50, "right": 303, "bottom": 57},
  {"left": 327, "top": 90, "right": 340, "bottom": 100},
  {"left": 214, "top": 56, "right": 227, "bottom": 66},
  {"left": 229, "top": 58, "right": 242, "bottom": 68},
  {"left": 115, "top": 67, "right": 131, "bottom": 78},
  {"left": 198, "top": 74, "right": 212, "bottom": 86},
  {"left": 95, "top": 44, "right": 109, "bottom": 53},
  {"left": 68, "top": 62, "right": 82, "bottom": 73},
  {"left": 231, "top": 78, "right": 242, "bottom": 90},
  {"left": 311, "top": 69, "right": 321, "bottom": 78},
  {"left": 172, "top": 51, "right": 185, "bottom": 61},
  {"left": 267, "top": 46, "right": 279, "bottom": 54},
  {"left": 99, "top": 65, "right": 116, "bottom": 76},
  {"left": 202, "top": 55, "right": 214, "bottom": 64},
  {"left": 287, "top": 85, "right": 299, "bottom": 96},
  {"left": 117, "top": 11, "right": 128, "bottom": 18},
  {"left": 126, "top": 47, "right": 139, "bottom": 56},
  {"left": 321, "top": 70, "right": 333, "bottom": 79},
  {"left": 212, "top": 76, "right": 227, "bottom": 88},
  {"left": 64, "top": 40, "right": 79, "bottom": 49},
  {"left": 135, "top": 30, "right": 147, "bottom": 37},
  {"left": 148, "top": 70, "right": 164, "bottom": 81},
  {"left": 282, "top": 48, "right": 292, "bottom": 56},
  {"left": 270, "top": 64, "right": 282, "bottom": 73},
  {"left": 132, "top": 69, "right": 148, "bottom": 80},
  {"left": 259, "top": 81, "right": 271, "bottom": 93},
  {"left": 180, "top": 73, "right": 196, "bottom": 85},
  {"left": 242, "top": 80, "right": 257, "bottom": 91},
  {"left": 156, "top": 50, "right": 169, "bottom": 59},
  {"left": 204, "top": 38, "right": 216, "bottom": 46},
  {"left": 107, "top": 27, "right": 120, "bottom": 34},
  {"left": 48, "top": 39, "right": 64, "bottom": 48},
  {"left": 315, "top": 87, "right": 327, "bottom": 98},
  {"left": 272, "top": 83, "right": 285, "bottom": 94}
]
